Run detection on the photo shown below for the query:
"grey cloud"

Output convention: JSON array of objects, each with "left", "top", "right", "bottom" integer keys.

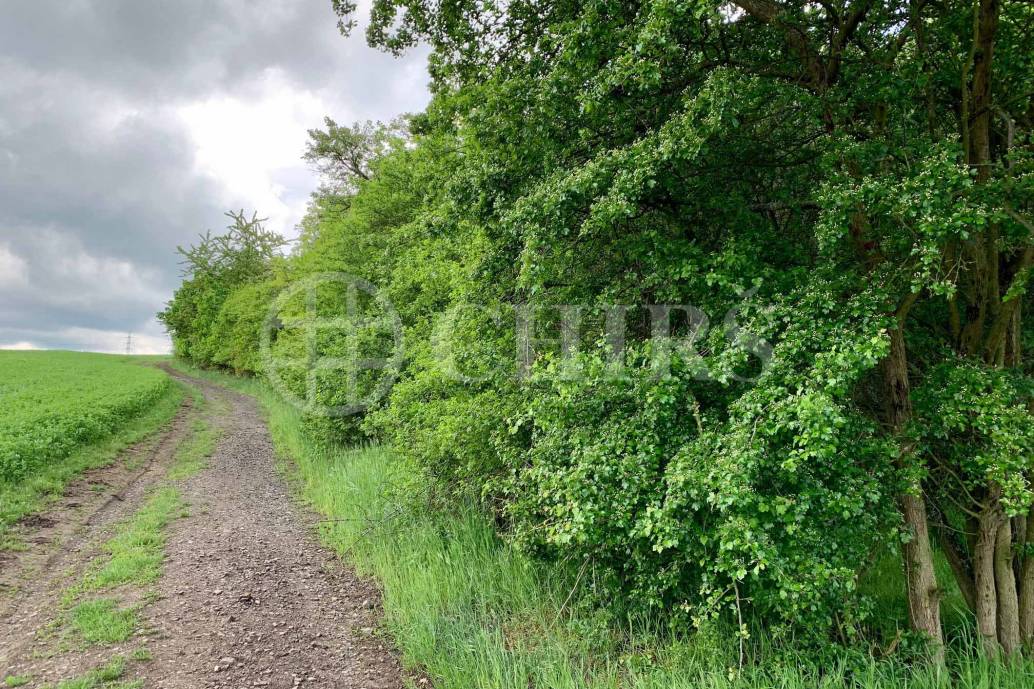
[
  {"left": 2, "top": 2, "right": 324, "bottom": 97},
  {"left": 0, "top": 66, "right": 219, "bottom": 272},
  {"left": 0, "top": 1, "right": 427, "bottom": 106},
  {"left": 0, "top": 0, "right": 429, "bottom": 353}
]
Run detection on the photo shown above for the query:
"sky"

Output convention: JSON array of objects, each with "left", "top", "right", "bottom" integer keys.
[{"left": 0, "top": 0, "right": 430, "bottom": 354}]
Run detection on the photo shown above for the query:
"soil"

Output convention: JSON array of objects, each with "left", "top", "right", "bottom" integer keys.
[{"left": 0, "top": 367, "right": 405, "bottom": 689}]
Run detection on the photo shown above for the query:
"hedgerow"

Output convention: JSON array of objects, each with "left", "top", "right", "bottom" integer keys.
[{"left": 163, "top": 0, "right": 1034, "bottom": 663}]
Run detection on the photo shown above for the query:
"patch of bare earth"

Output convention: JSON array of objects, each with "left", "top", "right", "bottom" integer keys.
[{"left": 1, "top": 369, "right": 404, "bottom": 689}]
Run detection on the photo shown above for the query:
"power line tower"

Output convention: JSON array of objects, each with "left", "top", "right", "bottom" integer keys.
[{"left": 124, "top": 332, "right": 133, "bottom": 356}]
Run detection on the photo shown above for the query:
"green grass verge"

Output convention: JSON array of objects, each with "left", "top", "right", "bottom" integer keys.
[
  {"left": 3, "top": 676, "right": 30, "bottom": 688},
  {"left": 75, "top": 487, "right": 184, "bottom": 593},
  {"left": 0, "top": 381, "right": 184, "bottom": 550},
  {"left": 166, "top": 414, "right": 220, "bottom": 481},
  {"left": 169, "top": 360, "right": 1034, "bottom": 689},
  {"left": 68, "top": 599, "right": 138, "bottom": 645},
  {"left": 61, "top": 486, "right": 184, "bottom": 647},
  {"left": 59, "top": 482, "right": 185, "bottom": 649}
]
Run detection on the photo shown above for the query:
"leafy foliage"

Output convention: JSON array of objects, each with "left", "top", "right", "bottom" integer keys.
[
  {"left": 157, "top": 211, "right": 285, "bottom": 364},
  {"left": 303, "top": 116, "right": 408, "bottom": 196}
]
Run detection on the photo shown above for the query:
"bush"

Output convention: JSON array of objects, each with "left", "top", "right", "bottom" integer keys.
[{"left": 210, "top": 280, "right": 279, "bottom": 376}]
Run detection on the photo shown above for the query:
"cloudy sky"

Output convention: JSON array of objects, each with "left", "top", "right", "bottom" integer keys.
[{"left": 0, "top": 1, "right": 429, "bottom": 354}]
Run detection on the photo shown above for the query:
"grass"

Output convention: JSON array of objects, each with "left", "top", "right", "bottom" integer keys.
[
  {"left": 128, "top": 648, "right": 151, "bottom": 662},
  {"left": 58, "top": 479, "right": 187, "bottom": 650},
  {"left": 171, "top": 360, "right": 1034, "bottom": 689},
  {"left": 75, "top": 487, "right": 184, "bottom": 593},
  {"left": 166, "top": 414, "right": 220, "bottom": 481},
  {"left": 0, "top": 355, "right": 191, "bottom": 678},
  {"left": 68, "top": 599, "right": 138, "bottom": 645},
  {"left": 40, "top": 656, "right": 143, "bottom": 689},
  {"left": 61, "top": 486, "right": 185, "bottom": 646},
  {"left": 0, "top": 380, "right": 184, "bottom": 549}
]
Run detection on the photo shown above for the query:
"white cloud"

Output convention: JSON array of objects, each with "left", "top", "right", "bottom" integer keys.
[
  {"left": 176, "top": 68, "right": 329, "bottom": 238},
  {"left": 0, "top": 340, "right": 38, "bottom": 350}
]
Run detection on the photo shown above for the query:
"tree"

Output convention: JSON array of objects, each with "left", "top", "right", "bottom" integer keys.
[
  {"left": 333, "top": 0, "right": 1034, "bottom": 659},
  {"left": 158, "top": 211, "right": 285, "bottom": 366},
  {"left": 304, "top": 117, "right": 408, "bottom": 196},
  {"left": 162, "top": 0, "right": 1033, "bottom": 662}
]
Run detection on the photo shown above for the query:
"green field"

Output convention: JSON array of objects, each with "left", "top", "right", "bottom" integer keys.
[
  {"left": 0, "top": 351, "right": 171, "bottom": 483},
  {"left": 0, "top": 351, "right": 180, "bottom": 542}
]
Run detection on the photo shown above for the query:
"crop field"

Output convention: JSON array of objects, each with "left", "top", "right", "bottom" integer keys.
[{"left": 0, "top": 351, "right": 171, "bottom": 484}]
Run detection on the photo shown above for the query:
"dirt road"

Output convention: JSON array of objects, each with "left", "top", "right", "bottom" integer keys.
[{"left": 0, "top": 368, "right": 403, "bottom": 689}]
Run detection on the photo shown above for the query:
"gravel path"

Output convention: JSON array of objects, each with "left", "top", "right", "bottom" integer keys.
[{"left": 143, "top": 368, "right": 402, "bottom": 689}]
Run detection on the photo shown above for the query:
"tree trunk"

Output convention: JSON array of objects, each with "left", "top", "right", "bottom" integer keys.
[
  {"left": 937, "top": 526, "right": 977, "bottom": 613},
  {"left": 901, "top": 492, "right": 944, "bottom": 662},
  {"left": 959, "top": 0, "right": 999, "bottom": 356},
  {"left": 974, "top": 498, "right": 1002, "bottom": 657},
  {"left": 960, "top": 0, "right": 1008, "bottom": 660},
  {"left": 882, "top": 326, "right": 944, "bottom": 662},
  {"left": 968, "top": 0, "right": 998, "bottom": 185},
  {"left": 994, "top": 519, "right": 1021, "bottom": 655},
  {"left": 1004, "top": 302, "right": 1021, "bottom": 368},
  {"left": 1020, "top": 512, "right": 1034, "bottom": 643}
]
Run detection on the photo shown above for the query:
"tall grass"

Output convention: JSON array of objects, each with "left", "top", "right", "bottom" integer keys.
[{"left": 173, "top": 361, "right": 1034, "bottom": 689}]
